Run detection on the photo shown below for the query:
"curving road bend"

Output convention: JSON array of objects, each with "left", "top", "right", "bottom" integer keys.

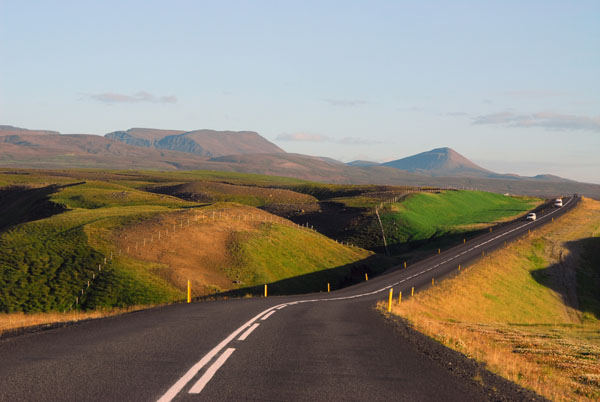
[{"left": 0, "top": 196, "right": 578, "bottom": 402}]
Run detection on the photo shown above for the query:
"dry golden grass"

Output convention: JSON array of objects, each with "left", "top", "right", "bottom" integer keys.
[
  {"left": 0, "top": 305, "right": 150, "bottom": 335},
  {"left": 387, "top": 197, "right": 600, "bottom": 401},
  {"left": 111, "top": 203, "right": 371, "bottom": 297}
]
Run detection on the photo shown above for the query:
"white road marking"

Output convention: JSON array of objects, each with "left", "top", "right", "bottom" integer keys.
[
  {"left": 188, "top": 348, "right": 236, "bottom": 394},
  {"left": 156, "top": 304, "right": 284, "bottom": 402},
  {"left": 261, "top": 310, "right": 277, "bottom": 320},
  {"left": 238, "top": 323, "right": 260, "bottom": 341},
  {"left": 157, "top": 197, "right": 574, "bottom": 401}
]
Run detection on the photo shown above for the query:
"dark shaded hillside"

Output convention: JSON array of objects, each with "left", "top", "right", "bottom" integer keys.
[
  {"left": 0, "top": 185, "right": 66, "bottom": 232},
  {"left": 155, "top": 130, "right": 284, "bottom": 156}
]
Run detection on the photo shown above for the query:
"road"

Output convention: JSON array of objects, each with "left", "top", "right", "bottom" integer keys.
[{"left": 0, "top": 196, "right": 578, "bottom": 401}]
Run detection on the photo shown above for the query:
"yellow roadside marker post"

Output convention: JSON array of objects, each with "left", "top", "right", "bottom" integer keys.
[
  {"left": 458, "top": 264, "right": 461, "bottom": 272},
  {"left": 404, "top": 261, "right": 407, "bottom": 269},
  {"left": 463, "top": 238, "right": 466, "bottom": 244},
  {"left": 365, "top": 273, "right": 369, "bottom": 281},
  {"left": 432, "top": 277, "right": 435, "bottom": 286},
  {"left": 327, "top": 283, "right": 330, "bottom": 292},
  {"left": 490, "top": 227, "right": 493, "bottom": 233},
  {"left": 398, "top": 291, "right": 402, "bottom": 304},
  {"left": 264, "top": 284, "right": 268, "bottom": 297},
  {"left": 438, "top": 248, "right": 441, "bottom": 254},
  {"left": 187, "top": 280, "right": 191, "bottom": 303},
  {"left": 388, "top": 288, "right": 393, "bottom": 312},
  {"left": 411, "top": 286, "right": 414, "bottom": 296}
]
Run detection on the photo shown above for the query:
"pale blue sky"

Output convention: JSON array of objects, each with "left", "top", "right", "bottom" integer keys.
[{"left": 1, "top": 1, "right": 599, "bottom": 182}]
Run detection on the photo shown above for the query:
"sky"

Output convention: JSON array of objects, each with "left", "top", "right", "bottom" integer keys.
[{"left": 1, "top": 1, "right": 599, "bottom": 183}]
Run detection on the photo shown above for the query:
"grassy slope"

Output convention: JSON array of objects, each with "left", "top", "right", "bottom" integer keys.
[
  {"left": 385, "top": 191, "right": 539, "bottom": 242},
  {"left": 228, "top": 223, "right": 379, "bottom": 294},
  {"left": 0, "top": 172, "right": 381, "bottom": 313},
  {"left": 0, "top": 181, "right": 196, "bottom": 312},
  {"left": 112, "top": 203, "right": 383, "bottom": 298},
  {"left": 0, "top": 170, "right": 542, "bottom": 315},
  {"left": 148, "top": 181, "right": 318, "bottom": 207},
  {"left": 387, "top": 197, "right": 600, "bottom": 401},
  {"left": 345, "top": 190, "right": 540, "bottom": 253}
]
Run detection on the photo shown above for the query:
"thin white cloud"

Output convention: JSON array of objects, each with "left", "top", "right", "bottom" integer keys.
[
  {"left": 276, "top": 133, "right": 380, "bottom": 145},
  {"left": 85, "top": 91, "right": 177, "bottom": 104},
  {"left": 397, "top": 106, "right": 421, "bottom": 112},
  {"left": 276, "top": 133, "right": 331, "bottom": 142},
  {"left": 473, "top": 111, "right": 600, "bottom": 132},
  {"left": 339, "top": 137, "right": 382, "bottom": 145},
  {"left": 501, "top": 90, "right": 567, "bottom": 98},
  {"left": 323, "top": 98, "right": 367, "bottom": 107}
]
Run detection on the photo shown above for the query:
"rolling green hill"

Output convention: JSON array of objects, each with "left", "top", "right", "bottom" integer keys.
[
  {"left": 0, "top": 172, "right": 383, "bottom": 312},
  {"left": 0, "top": 169, "right": 540, "bottom": 314},
  {"left": 382, "top": 190, "right": 540, "bottom": 242},
  {"left": 337, "top": 190, "right": 540, "bottom": 254}
]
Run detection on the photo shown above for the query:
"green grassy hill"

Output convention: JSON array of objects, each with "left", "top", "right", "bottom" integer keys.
[
  {"left": 0, "top": 172, "right": 384, "bottom": 312},
  {"left": 383, "top": 190, "right": 539, "bottom": 242},
  {"left": 342, "top": 190, "right": 540, "bottom": 254},
  {"left": 0, "top": 181, "right": 193, "bottom": 312},
  {"left": 0, "top": 169, "right": 541, "bottom": 314},
  {"left": 226, "top": 223, "right": 388, "bottom": 295}
]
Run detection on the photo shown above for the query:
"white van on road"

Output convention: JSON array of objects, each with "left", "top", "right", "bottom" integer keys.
[
  {"left": 554, "top": 198, "right": 563, "bottom": 207},
  {"left": 526, "top": 212, "right": 537, "bottom": 221}
]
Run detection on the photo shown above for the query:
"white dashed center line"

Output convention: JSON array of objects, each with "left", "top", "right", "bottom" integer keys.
[
  {"left": 189, "top": 348, "right": 236, "bottom": 394},
  {"left": 261, "top": 310, "right": 277, "bottom": 321},
  {"left": 238, "top": 323, "right": 260, "bottom": 341}
]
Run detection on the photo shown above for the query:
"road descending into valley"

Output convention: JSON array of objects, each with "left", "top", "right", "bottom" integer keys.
[{"left": 0, "top": 196, "right": 578, "bottom": 402}]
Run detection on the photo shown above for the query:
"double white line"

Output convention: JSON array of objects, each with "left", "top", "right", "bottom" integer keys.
[{"left": 156, "top": 303, "right": 284, "bottom": 402}]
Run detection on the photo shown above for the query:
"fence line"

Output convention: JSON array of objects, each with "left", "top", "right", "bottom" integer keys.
[{"left": 118, "top": 208, "right": 361, "bottom": 260}]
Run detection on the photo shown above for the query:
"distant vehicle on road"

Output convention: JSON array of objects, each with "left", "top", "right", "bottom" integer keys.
[
  {"left": 526, "top": 212, "right": 537, "bottom": 221},
  {"left": 554, "top": 198, "right": 563, "bottom": 207}
]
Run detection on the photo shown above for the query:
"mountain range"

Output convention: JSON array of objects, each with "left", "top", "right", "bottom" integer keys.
[{"left": 1, "top": 125, "right": 598, "bottom": 198}]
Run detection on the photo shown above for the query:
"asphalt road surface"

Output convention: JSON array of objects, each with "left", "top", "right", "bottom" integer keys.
[{"left": 0, "top": 196, "right": 578, "bottom": 401}]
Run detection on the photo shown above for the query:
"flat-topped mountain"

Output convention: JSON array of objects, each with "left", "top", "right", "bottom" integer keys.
[
  {"left": 105, "top": 128, "right": 187, "bottom": 147},
  {"left": 382, "top": 147, "right": 493, "bottom": 177},
  {"left": 105, "top": 128, "right": 284, "bottom": 157},
  {"left": 0, "top": 125, "right": 60, "bottom": 136}
]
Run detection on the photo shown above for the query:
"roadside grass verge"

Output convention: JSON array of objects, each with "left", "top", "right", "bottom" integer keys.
[
  {"left": 385, "top": 197, "right": 600, "bottom": 401},
  {"left": 0, "top": 305, "right": 152, "bottom": 336}
]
